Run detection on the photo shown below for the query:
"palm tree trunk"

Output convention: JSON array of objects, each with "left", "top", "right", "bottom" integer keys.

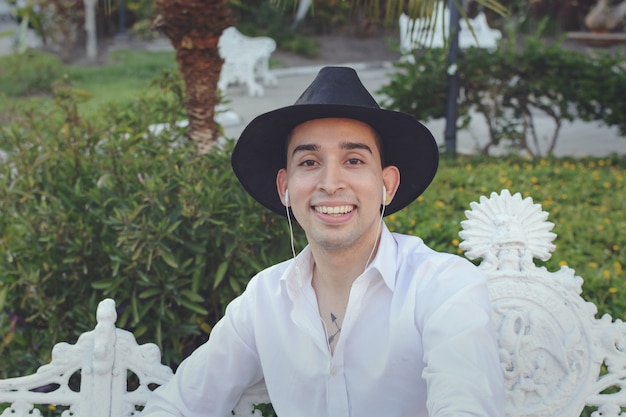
[{"left": 153, "top": 0, "right": 234, "bottom": 154}]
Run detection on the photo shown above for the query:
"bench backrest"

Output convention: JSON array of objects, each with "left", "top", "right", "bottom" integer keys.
[
  {"left": 398, "top": 2, "right": 502, "bottom": 55},
  {"left": 2, "top": 190, "right": 624, "bottom": 417},
  {"left": 0, "top": 299, "right": 174, "bottom": 417},
  {"left": 217, "top": 26, "right": 277, "bottom": 97}
]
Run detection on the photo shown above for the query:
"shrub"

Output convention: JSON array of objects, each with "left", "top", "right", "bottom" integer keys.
[
  {"left": 0, "top": 73, "right": 303, "bottom": 378},
  {"left": 0, "top": 50, "right": 65, "bottom": 97},
  {"left": 380, "top": 27, "right": 626, "bottom": 157}
]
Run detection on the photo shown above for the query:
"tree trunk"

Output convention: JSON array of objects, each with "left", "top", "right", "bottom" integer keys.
[{"left": 153, "top": 0, "right": 234, "bottom": 154}]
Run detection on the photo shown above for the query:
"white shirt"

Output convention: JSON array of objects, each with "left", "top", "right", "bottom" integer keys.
[{"left": 141, "top": 224, "right": 505, "bottom": 417}]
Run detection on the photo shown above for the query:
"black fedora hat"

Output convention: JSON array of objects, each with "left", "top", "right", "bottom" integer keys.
[{"left": 231, "top": 66, "right": 439, "bottom": 217}]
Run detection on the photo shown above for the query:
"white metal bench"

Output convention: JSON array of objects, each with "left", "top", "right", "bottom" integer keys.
[
  {"left": 399, "top": 3, "right": 502, "bottom": 57},
  {"left": 2, "top": 189, "right": 625, "bottom": 417},
  {"left": 217, "top": 27, "right": 278, "bottom": 97}
]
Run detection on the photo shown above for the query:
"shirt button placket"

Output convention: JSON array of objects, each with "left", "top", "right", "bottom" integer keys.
[{"left": 327, "top": 361, "right": 349, "bottom": 417}]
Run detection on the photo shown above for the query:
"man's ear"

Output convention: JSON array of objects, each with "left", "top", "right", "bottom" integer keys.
[
  {"left": 276, "top": 169, "right": 288, "bottom": 206},
  {"left": 382, "top": 165, "right": 400, "bottom": 206}
]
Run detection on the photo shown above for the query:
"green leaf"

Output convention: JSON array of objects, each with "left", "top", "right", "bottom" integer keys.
[
  {"left": 180, "top": 299, "right": 209, "bottom": 316},
  {"left": 139, "top": 288, "right": 163, "bottom": 299},
  {"left": 161, "top": 251, "right": 179, "bottom": 268},
  {"left": 91, "top": 279, "right": 114, "bottom": 290},
  {"left": 181, "top": 289, "right": 204, "bottom": 303},
  {"left": 213, "top": 261, "right": 229, "bottom": 289}
]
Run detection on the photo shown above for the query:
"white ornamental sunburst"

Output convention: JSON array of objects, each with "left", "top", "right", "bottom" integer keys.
[{"left": 459, "top": 190, "right": 557, "bottom": 270}]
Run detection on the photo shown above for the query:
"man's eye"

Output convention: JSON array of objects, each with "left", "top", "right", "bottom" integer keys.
[
  {"left": 300, "top": 160, "right": 317, "bottom": 167},
  {"left": 347, "top": 158, "right": 363, "bottom": 165}
]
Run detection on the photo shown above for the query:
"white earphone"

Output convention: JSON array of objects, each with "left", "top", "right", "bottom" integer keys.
[
  {"left": 284, "top": 189, "right": 289, "bottom": 205},
  {"left": 382, "top": 186, "right": 387, "bottom": 205}
]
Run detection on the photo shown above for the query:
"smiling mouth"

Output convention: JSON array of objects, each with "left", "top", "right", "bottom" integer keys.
[{"left": 314, "top": 205, "right": 355, "bottom": 215}]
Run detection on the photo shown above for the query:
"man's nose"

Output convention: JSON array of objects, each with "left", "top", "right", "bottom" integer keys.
[{"left": 318, "top": 163, "right": 345, "bottom": 195}]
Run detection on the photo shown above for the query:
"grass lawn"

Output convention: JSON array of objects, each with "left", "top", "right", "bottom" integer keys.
[
  {"left": 67, "top": 49, "right": 178, "bottom": 112},
  {"left": 0, "top": 48, "right": 178, "bottom": 116}
]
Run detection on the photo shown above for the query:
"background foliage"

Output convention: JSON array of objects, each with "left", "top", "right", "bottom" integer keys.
[
  {"left": 381, "top": 24, "right": 626, "bottom": 157},
  {"left": 7, "top": 0, "right": 618, "bottom": 63},
  {"left": 0, "top": 74, "right": 300, "bottom": 377}
]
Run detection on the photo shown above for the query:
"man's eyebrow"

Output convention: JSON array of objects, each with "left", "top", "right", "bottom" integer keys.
[
  {"left": 290, "top": 141, "right": 373, "bottom": 158},
  {"left": 340, "top": 141, "right": 373, "bottom": 154},
  {"left": 291, "top": 143, "right": 319, "bottom": 157}
]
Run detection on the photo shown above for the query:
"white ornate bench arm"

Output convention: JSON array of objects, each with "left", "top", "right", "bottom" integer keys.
[
  {"left": 0, "top": 299, "right": 173, "bottom": 417},
  {"left": 460, "top": 190, "right": 626, "bottom": 417}
]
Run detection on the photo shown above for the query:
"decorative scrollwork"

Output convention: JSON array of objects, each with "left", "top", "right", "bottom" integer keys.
[{"left": 460, "top": 190, "right": 626, "bottom": 417}]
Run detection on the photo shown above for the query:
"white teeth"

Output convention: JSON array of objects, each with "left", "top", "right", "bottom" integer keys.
[{"left": 315, "top": 205, "right": 354, "bottom": 215}]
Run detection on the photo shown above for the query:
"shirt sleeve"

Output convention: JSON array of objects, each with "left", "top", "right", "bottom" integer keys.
[
  {"left": 417, "top": 255, "right": 506, "bottom": 417},
  {"left": 139, "top": 283, "right": 264, "bottom": 417}
]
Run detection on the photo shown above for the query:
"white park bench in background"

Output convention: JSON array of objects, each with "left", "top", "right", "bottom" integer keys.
[
  {"left": 399, "top": 2, "right": 502, "bottom": 57},
  {"left": 2, "top": 189, "right": 626, "bottom": 417},
  {"left": 218, "top": 26, "right": 278, "bottom": 97}
]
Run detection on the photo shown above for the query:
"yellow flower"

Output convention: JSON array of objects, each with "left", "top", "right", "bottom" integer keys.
[
  {"left": 435, "top": 200, "right": 445, "bottom": 207},
  {"left": 559, "top": 260, "right": 567, "bottom": 267},
  {"left": 614, "top": 262, "right": 623, "bottom": 275},
  {"left": 609, "top": 287, "right": 618, "bottom": 294},
  {"left": 452, "top": 238, "right": 460, "bottom": 247},
  {"left": 603, "top": 270, "right": 611, "bottom": 279}
]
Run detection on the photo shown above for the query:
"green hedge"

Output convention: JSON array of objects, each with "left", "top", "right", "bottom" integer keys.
[
  {"left": 381, "top": 25, "right": 626, "bottom": 157},
  {"left": 0, "top": 76, "right": 300, "bottom": 377}
]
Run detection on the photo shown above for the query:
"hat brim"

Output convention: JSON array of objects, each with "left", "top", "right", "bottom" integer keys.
[{"left": 231, "top": 103, "right": 439, "bottom": 217}]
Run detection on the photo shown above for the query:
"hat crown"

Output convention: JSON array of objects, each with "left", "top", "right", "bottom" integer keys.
[{"left": 294, "top": 67, "right": 380, "bottom": 109}]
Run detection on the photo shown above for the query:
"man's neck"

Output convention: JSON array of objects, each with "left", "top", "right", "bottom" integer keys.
[{"left": 309, "top": 235, "right": 381, "bottom": 292}]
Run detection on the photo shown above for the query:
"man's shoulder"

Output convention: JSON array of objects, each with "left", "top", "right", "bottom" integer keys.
[
  {"left": 392, "top": 232, "right": 477, "bottom": 270},
  {"left": 392, "top": 232, "right": 454, "bottom": 256},
  {"left": 245, "top": 258, "right": 293, "bottom": 290}
]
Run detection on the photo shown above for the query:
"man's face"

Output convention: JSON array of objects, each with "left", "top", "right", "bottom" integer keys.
[{"left": 276, "top": 118, "right": 399, "bottom": 254}]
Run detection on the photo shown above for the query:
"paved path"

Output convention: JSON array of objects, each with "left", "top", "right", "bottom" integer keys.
[{"left": 220, "top": 62, "right": 624, "bottom": 158}]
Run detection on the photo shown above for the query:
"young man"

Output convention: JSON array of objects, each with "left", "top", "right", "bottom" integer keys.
[{"left": 140, "top": 66, "right": 505, "bottom": 417}]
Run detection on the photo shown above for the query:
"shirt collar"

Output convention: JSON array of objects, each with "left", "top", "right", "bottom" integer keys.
[
  {"left": 282, "top": 223, "right": 399, "bottom": 298},
  {"left": 366, "top": 223, "right": 399, "bottom": 292}
]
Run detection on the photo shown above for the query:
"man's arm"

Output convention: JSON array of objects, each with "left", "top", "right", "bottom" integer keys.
[
  {"left": 418, "top": 257, "right": 505, "bottom": 417},
  {"left": 140, "top": 293, "right": 264, "bottom": 417}
]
